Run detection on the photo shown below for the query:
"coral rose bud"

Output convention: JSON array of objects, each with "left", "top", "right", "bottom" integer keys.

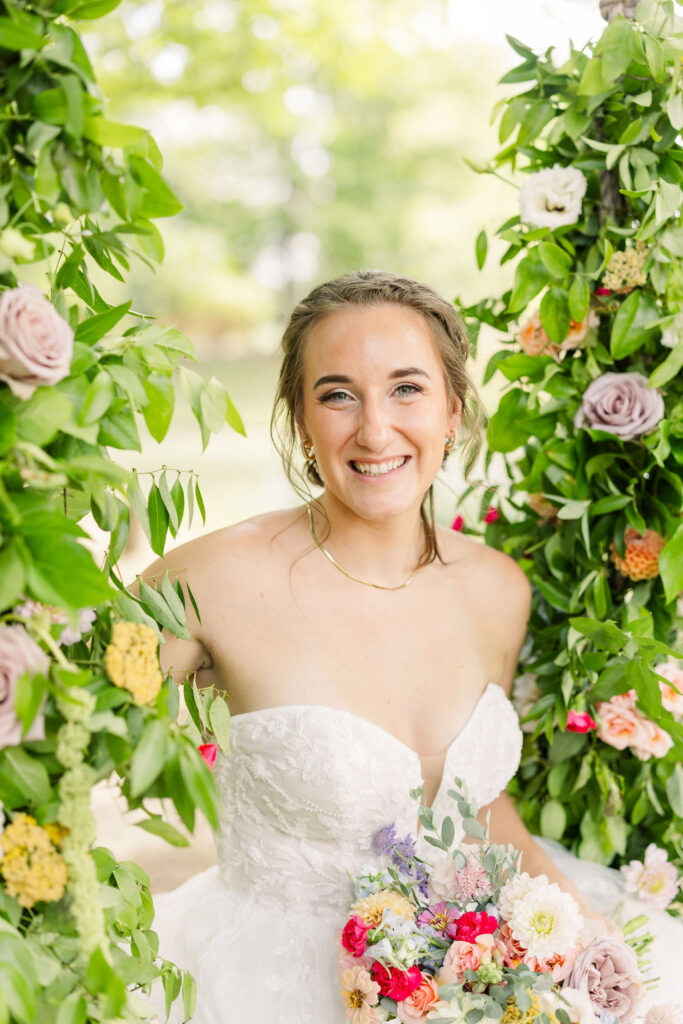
[
  {"left": 198, "top": 743, "right": 217, "bottom": 769},
  {"left": 566, "top": 710, "right": 597, "bottom": 733},
  {"left": 483, "top": 506, "right": 499, "bottom": 524},
  {"left": 451, "top": 514, "right": 464, "bottom": 532}
]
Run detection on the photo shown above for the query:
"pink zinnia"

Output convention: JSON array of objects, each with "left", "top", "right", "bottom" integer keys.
[
  {"left": 198, "top": 743, "right": 217, "bottom": 769},
  {"left": 416, "top": 901, "right": 460, "bottom": 938},
  {"left": 454, "top": 910, "right": 498, "bottom": 943},
  {"left": 483, "top": 506, "right": 499, "bottom": 524},
  {"left": 451, "top": 514, "right": 464, "bottom": 532},
  {"left": 566, "top": 710, "right": 597, "bottom": 733}
]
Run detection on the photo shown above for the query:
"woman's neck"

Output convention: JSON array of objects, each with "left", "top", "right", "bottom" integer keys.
[{"left": 309, "top": 491, "right": 429, "bottom": 589}]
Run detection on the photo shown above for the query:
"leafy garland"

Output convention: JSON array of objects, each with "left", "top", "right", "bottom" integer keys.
[
  {"left": 461, "top": 0, "right": 683, "bottom": 887},
  {"left": 0, "top": 0, "right": 240, "bottom": 1020}
]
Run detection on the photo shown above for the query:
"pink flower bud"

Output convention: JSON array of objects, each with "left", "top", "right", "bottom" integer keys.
[
  {"left": 483, "top": 506, "right": 499, "bottom": 524},
  {"left": 566, "top": 710, "right": 597, "bottom": 733},
  {"left": 198, "top": 743, "right": 217, "bottom": 769},
  {"left": 451, "top": 514, "right": 464, "bottom": 532}
]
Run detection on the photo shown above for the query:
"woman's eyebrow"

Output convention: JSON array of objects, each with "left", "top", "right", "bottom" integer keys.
[{"left": 313, "top": 367, "right": 430, "bottom": 389}]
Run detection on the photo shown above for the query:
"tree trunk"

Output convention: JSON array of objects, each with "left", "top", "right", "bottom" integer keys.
[{"left": 599, "top": 0, "right": 637, "bottom": 20}]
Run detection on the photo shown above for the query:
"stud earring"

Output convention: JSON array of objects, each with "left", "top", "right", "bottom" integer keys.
[{"left": 444, "top": 431, "right": 456, "bottom": 454}]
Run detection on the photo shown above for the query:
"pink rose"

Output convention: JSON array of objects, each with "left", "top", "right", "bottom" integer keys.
[
  {"left": 0, "top": 624, "right": 49, "bottom": 748},
  {"left": 342, "top": 915, "right": 371, "bottom": 957},
  {"left": 438, "top": 940, "right": 485, "bottom": 984},
  {"left": 454, "top": 911, "right": 498, "bottom": 943},
  {"left": 0, "top": 285, "right": 74, "bottom": 399},
  {"left": 574, "top": 371, "right": 664, "bottom": 441},
  {"left": 630, "top": 717, "right": 673, "bottom": 761},
  {"left": 396, "top": 972, "right": 440, "bottom": 1022},
  {"left": 566, "top": 710, "right": 597, "bottom": 733},
  {"left": 372, "top": 964, "right": 422, "bottom": 1001},
  {"left": 198, "top": 743, "right": 217, "bottom": 769},
  {"left": 568, "top": 938, "right": 643, "bottom": 1024},
  {"left": 655, "top": 661, "right": 683, "bottom": 717},
  {"left": 596, "top": 699, "right": 652, "bottom": 752}
]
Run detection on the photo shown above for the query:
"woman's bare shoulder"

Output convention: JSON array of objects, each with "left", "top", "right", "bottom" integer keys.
[{"left": 436, "top": 525, "right": 530, "bottom": 595}]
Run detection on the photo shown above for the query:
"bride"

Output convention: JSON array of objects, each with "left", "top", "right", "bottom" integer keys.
[{"left": 144, "top": 271, "right": 682, "bottom": 1022}]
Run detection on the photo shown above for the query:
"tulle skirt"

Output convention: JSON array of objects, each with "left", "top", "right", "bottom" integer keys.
[{"left": 147, "top": 841, "right": 683, "bottom": 1022}]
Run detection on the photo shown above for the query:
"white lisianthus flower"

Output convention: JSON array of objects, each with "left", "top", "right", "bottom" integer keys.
[
  {"left": 620, "top": 844, "right": 681, "bottom": 909},
  {"left": 428, "top": 851, "right": 459, "bottom": 900},
  {"left": 519, "top": 164, "right": 587, "bottom": 229},
  {"left": 508, "top": 876, "right": 583, "bottom": 959},
  {"left": 661, "top": 312, "right": 683, "bottom": 349},
  {"left": 544, "top": 987, "right": 596, "bottom": 1024},
  {"left": 498, "top": 871, "right": 544, "bottom": 920}
]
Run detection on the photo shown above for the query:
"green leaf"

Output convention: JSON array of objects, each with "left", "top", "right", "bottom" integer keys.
[
  {"left": 539, "top": 242, "right": 572, "bottom": 278},
  {"left": 462, "top": 817, "right": 486, "bottom": 841},
  {"left": 598, "top": 17, "right": 640, "bottom": 82},
  {"left": 475, "top": 230, "right": 487, "bottom": 270},
  {"left": 568, "top": 276, "right": 590, "bottom": 322},
  {"left": 508, "top": 257, "right": 551, "bottom": 313},
  {"left": 178, "top": 743, "right": 218, "bottom": 830},
  {"left": 487, "top": 389, "right": 529, "bottom": 452},
  {"left": 569, "top": 617, "right": 627, "bottom": 653},
  {"left": 138, "top": 579, "right": 190, "bottom": 639},
  {"left": 199, "top": 377, "right": 227, "bottom": 435},
  {"left": 74, "top": 301, "right": 130, "bottom": 345},
  {"left": 158, "top": 472, "right": 179, "bottom": 533},
  {"left": 61, "top": 73, "right": 84, "bottom": 138},
  {"left": 650, "top": 340, "right": 683, "bottom": 388},
  {"left": 195, "top": 480, "right": 206, "bottom": 525},
  {"left": 142, "top": 373, "right": 175, "bottom": 443},
  {"left": 55, "top": 992, "right": 87, "bottom": 1024},
  {"left": 13, "top": 671, "right": 47, "bottom": 737},
  {"left": 79, "top": 371, "right": 114, "bottom": 425},
  {"left": 226, "top": 392, "right": 246, "bottom": 436},
  {"left": 147, "top": 483, "right": 169, "bottom": 557},
  {"left": 610, "top": 291, "right": 658, "bottom": 358},
  {"left": 82, "top": 117, "right": 148, "bottom": 148},
  {"left": 441, "top": 815, "right": 455, "bottom": 847},
  {"left": 136, "top": 815, "right": 189, "bottom": 847},
  {"left": 666, "top": 91, "right": 683, "bottom": 131},
  {"left": 540, "top": 799, "right": 567, "bottom": 840},
  {"left": 161, "top": 571, "right": 186, "bottom": 624},
  {"left": 208, "top": 696, "right": 231, "bottom": 753},
  {"left": 24, "top": 533, "right": 111, "bottom": 609},
  {"left": 0, "top": 747, "right": 51, "bottom": 805},
  {"left": 130, "top": 719, "right": 168, "bottom": 796},
  {"left": 539, "top": 288, "right": 571, "bottom": 345},
  {"left": 15, "top": 389, "right": 74, "bottom": 446},
  {"left": 170, "top": 478, "right": 185, "bottom": 527},
  {"left": 0, "top": 18, "right": 47, "bottom": 51},
  {"left": 666, "top": 763, "right": 683, "bottom": 817},
  {"left": 0, "top": 545, "right": 25, "bottom": 611},
  {"left": 129, "top": 155, "right": 183, "bottom": 218},
  {"left": 660, "top": 523, "right": 683, "bottom": 604},
  {"left": 127, "top": 473, "right": 151, "bottom": 544}
]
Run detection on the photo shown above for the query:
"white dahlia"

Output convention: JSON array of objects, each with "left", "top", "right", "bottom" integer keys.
[
  {"left": 498, "top": 871, "right": 543, "bottom": 920},
  {"left": 519, "top": 164, "right": 587, "bottom": 229},
  {"left": 508, "top": 877, "right": 583, "bottom": 959}
]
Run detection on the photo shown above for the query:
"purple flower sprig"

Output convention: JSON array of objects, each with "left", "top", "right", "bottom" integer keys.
[{"left": 371, "top": 823, "right": 429, "bottom": 898}]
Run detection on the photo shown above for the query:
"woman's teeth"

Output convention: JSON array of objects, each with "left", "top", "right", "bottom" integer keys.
[{"left": 351, "top": 456, "right": 407, "bottom": 476}]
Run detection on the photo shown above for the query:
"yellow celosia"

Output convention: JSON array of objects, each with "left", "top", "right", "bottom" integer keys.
[
  {"left": 104, "top": 621, "right": 162, "bottom": 705},
  {"left": 0, "top": 814, "right": 68, "bottom": 908},
  {"left": 350, "top": 888, "right": 416, "bottom": 927}
]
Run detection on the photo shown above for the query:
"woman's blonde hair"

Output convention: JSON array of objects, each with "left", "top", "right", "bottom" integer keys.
[{"left": 270, "top": 269, "right": 483, "bottom": 566}]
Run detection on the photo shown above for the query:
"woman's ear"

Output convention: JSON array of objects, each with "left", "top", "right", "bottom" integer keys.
[{"left": 448, "top": 394, "right": 463, "bottom": 433}]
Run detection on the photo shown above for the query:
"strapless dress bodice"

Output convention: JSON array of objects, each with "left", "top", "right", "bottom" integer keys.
[{"left": 212, "top": 681, "right": 523, "bottom": 909}]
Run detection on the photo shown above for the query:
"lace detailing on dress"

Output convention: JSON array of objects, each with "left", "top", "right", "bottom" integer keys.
[{"left": 212, "top": 684, "right": 523, "bottom": 909}]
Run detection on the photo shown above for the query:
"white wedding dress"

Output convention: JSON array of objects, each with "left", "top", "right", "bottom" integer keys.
[{"left": 150, "top": 683, "right": 683, "bottom": 1022}]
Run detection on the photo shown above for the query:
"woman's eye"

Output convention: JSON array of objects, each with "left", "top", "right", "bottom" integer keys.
[
  {"left": 320, "top": 390, "right": 351, "bottom": 403},
  {"left": 396, "top": 383, "right": 421, "bottom": 397}
]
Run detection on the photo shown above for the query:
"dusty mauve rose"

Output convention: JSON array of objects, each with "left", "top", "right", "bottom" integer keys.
[
  {"left": 573, "top": 371, "right": 664, "bottom": 440},
  {"left": 568, "top": 937, "right": 643, "bottom": 1024},
  {"left": 0, "top": 284, "right": 74, "bottom": 399},
  {"left": 0, "top": 624, "right": 50, "bottom": 748}
]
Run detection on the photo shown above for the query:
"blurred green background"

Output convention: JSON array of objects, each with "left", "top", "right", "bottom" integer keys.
[{"left": 84, "top": 0, "right": 607, "bottom": 886}]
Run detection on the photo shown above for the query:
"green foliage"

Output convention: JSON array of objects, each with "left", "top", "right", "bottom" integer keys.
[
  {"left": 0, "top": 0, "right": 237, "bottom": 1019},
  {"left": 463, "top": 5, "right": 683, "bottom": 876}
]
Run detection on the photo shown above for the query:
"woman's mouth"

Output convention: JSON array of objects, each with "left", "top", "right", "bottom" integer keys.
[{"left": 348, "top": 456, "right": 409, "bottom": 477}]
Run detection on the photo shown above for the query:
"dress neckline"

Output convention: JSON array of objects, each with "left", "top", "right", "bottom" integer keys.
[{"left": 229, "top": 681, "right": 506, "bottom": 812}]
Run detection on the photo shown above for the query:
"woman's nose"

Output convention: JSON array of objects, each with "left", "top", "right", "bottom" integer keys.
[{"left": 355, "top": 398, "right": 392, "bottom": 450}]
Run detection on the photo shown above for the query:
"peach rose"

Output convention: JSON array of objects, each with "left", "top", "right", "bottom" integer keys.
[
  {"left": 396, "top": 973, "right": 440, "bottom": 1022},
  {"left": 0, "top": 285, "right": 73, "bottom": 399},
  {"left": 631, "top": 717, "right": 673, "bottom": 761},
  {"left": 438, "top": 939, "right": 485, "bottom": 985},
  {"left": 596, "top": 699, "right": 651, "bottom": 752},
  {"left": 516, "top": 312, "right": 560, "bottom": 358},
  {"left": 560, "top": 311, "right": 599, "bottom": 350},
  {"left": 655, "top": 661, "right": 683, "bottom": 717}
]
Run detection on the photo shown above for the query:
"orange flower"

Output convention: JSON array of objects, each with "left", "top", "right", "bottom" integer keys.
[
  {"left": 516, "top": 313, "right": 560, "bottom": 358},
  {"left": 610, "top": 528, "right": 666, "bottom": 581}
]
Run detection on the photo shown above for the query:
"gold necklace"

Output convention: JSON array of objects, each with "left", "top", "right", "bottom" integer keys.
[{"left": 306, "top": 502, "right": 422, "bottom": 591}]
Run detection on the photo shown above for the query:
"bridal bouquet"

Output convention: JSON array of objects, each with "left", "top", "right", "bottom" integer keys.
[{"left": 338, "top": 780, "right": 648, "bottom": 1024}]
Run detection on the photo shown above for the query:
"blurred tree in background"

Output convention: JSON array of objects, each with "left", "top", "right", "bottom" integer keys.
[{"left": 81, "top": 0, "right": 511, "bottom": 355}]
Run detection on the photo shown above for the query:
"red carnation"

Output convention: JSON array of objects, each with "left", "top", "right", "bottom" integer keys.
[
  {"left": 371, "top": 963, "right": 422, "bottom": 1001},
  {"left": 341, "top": 915, "right": 370, "bottom": 957},
  {"left": 454, "top": 911, "right": 498, "bottom": 943}
]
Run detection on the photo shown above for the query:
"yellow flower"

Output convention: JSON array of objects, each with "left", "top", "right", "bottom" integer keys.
[
  {"left": 350, "top": 888, "right": 415, "bottom": 927},
  {"left": 0, "top": 814, "right": 68, "bottom": 908},
  {"left": 104, "top": 621, "right": 162, "bottom": 705},
  {"left": 501, "top": 994, "right": 557, "bottom": 1024}
]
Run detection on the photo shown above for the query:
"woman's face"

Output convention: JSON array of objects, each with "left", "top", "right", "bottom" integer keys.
[{"left": 299, "top": 303, "right": 462, "bottom": 522}]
